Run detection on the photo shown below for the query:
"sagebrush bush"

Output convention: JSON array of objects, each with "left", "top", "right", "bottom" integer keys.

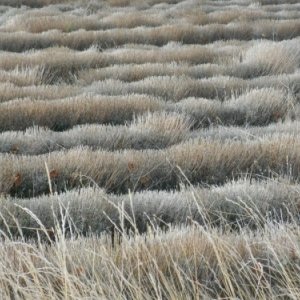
[
  {"left": 225, "top": 87, "right": 291, "bottom": 125},
  {"left": 235, "top": 39, "right": 300, "bottom": 78},
  {"left": 170, "top": 87, "right": 292, "bottom": 127},
  {"left": 171, "top": 97, "right": 224, "bottom": 127}
]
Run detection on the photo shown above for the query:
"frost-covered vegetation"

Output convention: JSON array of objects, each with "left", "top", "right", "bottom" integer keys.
[{"left": 1, "top": 0, "right": 300, "bottom": 298}]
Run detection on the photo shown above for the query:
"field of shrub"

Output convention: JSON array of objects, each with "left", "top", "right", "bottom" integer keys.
[{"left": 1, "top": 0, "right": 300, "bottom": 298}]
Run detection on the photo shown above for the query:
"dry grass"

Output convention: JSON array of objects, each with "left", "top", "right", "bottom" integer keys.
[
  {"left": 0, "top": 199, "right": 300, "bottom": 299},
  {"left": 1, "top": 0, "right": 300, "bottom": 298}
]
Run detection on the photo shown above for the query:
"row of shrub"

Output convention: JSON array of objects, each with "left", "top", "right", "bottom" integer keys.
[
  {"left": 0, "top": 94, "right": 163, "bottom": 131},
  {"left": 1, "top": 133, "right": 299, "bottom": 196},
  {"left": 4, "top": 0, "right": 300, "bottom": 9},
  {"left": 3, "top": 3, "right": 300, "bottom": 33},
  {"left": 2, "top": 117, "right": 300, "bottom": 156},
  {"left": 1, "top": 66, "right": 299, "bottom": 102},
  {"left": 1, "top": 19, "right": 300, "bottom": 52},
  {"left": 1, "top": 178, "right": 299, "bottom": 238},
  {"left": 190, "top": 120, "right": 300, "bottom": 142},
  {"left": 0, "top": 112, "right": 192, "bottom": 154},
  {"left": 0, "top": 38, "right": 299, "bottom": 85},
  {"left": 0, "top": 87, "right": 295, "bottom": 132},
  {"left": 1, "top": 0, "right": 185, "bottom": 9}
]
